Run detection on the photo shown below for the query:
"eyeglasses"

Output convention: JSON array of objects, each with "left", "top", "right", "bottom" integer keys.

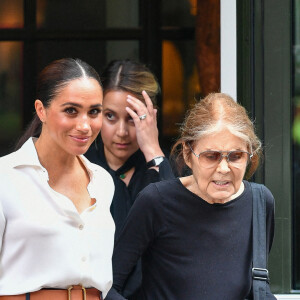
[{"left": 187, "top": 143, "right": 253, "bottom": 169}]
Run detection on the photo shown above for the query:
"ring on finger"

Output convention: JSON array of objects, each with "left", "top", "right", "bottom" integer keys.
[{"left": 139, "top": 114, "right": 147, "bottom": 120}]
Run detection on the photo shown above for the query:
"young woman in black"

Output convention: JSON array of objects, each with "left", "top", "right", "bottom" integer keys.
[{"left": 85, "top": 60, "right": 174, "bottom": 299}]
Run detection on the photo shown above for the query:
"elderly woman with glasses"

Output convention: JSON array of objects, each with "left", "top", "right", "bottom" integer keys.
[{"left": 106, "top": 93, "right": 276, "bottom": 300}]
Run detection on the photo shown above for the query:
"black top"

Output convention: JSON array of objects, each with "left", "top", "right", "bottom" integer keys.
[
  {"left": 85, "top": 137, "right": 175, "bottom": 299},
  {"left": 107, "top": 179, "right": 276, "bottom": 300},
  {"left": 85, "top": 137, "right": 175, "bottom": 237}
]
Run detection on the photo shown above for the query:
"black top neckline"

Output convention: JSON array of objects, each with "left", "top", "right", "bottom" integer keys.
[
  {"left": 94, "top": 136, "right": 146, "bottom": 177},
  {"left": 174, "top": 177, "right": 249, "bottom": 207}
]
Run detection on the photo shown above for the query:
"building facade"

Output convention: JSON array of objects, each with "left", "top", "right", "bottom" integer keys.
[{"left": 0, "top": 0, "right": 299, "bottom": 297}]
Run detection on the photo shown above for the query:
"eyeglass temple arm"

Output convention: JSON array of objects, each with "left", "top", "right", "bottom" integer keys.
[{"left": 187, "top": 142, "right": 200, "bottom": 158}]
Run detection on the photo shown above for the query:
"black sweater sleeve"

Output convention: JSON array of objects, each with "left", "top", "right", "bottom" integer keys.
[
  {"left": 157, "top": 158, "right": 175, "bottom": 180},
  {"left": 107, "top": 184, "right": 165, "bottom": 300},
  {"left": 135, "top": 158, "right": 175, "bottom": 194}
]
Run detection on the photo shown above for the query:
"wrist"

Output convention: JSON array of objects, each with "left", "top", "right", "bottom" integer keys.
[
  {"left": 143, "top": 148, "right": 164, "bottom": 163},
  {"left": 146, "top": 156, "right": 165, "bottom": 168}
]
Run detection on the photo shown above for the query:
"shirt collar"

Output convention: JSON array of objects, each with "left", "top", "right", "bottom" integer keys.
[
  {"left": 9, "top": 137, "right": 43, "bottom": 168},
  {"left": 78, "top": 154, "right": 99, "bottom": 180},
  {"left": 9, "top": 137, "right": 98, "bottom": 175}
]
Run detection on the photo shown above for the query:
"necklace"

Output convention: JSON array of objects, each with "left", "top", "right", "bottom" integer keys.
[{"left": 119, "top": 173, "right": 126, "bottom": 179}]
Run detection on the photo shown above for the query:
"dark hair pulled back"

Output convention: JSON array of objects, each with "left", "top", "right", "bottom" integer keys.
[
  {"left": 101, "top": 59, "right": 160, "bottom": 106},
  {"left": 15, "top": 58, "right": 102, "bottom": 150}
]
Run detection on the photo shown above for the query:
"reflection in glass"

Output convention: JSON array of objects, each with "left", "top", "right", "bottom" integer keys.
[
  {"left": 162, "top": 40, "right": 200, "bottom": 140},
  {"left": 293, "top": 0, "right": 300, "bottom": 290},
  {"left": 37, "top": 0, "right": 138, "bottom": 29},
  {"left": 37, "top": 40, "right": 139, "bottom": 76},
  {"left": 37, "top": 41, "right": 106, "bottom": 75},
  {"left": 162, "top": 0, "right": 196, "bottom": 27},
  {"left": 0, "top": 0, "right": 23, "bottom": 28},
  {"left": 106, "top": 0, "right": 139, "bottom": 28},
  {"left": 106, "top": 41, "right": 139, "bottom": 63},
  {"left": 0, "top": 42, "right": 22, "bottom": 156},
  {"left": 37, "top": 0, "right": 105, "bottom": 29}
]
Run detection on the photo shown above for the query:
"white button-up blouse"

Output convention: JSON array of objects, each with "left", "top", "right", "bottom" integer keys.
[{"left": 0, "top": 138, "right": 115, "bottom": 297}]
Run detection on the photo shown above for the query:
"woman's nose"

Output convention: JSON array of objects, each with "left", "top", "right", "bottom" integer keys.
[
  {"left": 116, "top": 121, "right": 128, "bottom": 136},
  {"left": 76, "top": 115, "right": 90, "bottom": 132},
  {"left": 216, "top": 158, "right": 230, "bottom": 173}
]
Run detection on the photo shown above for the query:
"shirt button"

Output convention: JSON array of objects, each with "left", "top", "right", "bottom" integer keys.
[
  {"left": 79, "top": 224, "right": 84, "bottom": 230},
  {"left": 82, "top": 257, "right": 86, "bottom": 262}
]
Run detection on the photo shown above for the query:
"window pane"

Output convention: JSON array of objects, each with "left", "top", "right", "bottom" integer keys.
[
  {"left": 162, "top": 0, "right": 196, "bottom": 27},
  {"left": 293, "top": 0, "right": 300, "bottom": 290},
  {"left": 36, "top": 40, "right": 139, "bottom": 74},
  {"left": 162, "top": 40, "right": 200, "bottom": 143},
  {"left": 0, "top": 0, "right": 23, "bottom": 28},
  {"left": 0, "top": 42, "right": 22, "bottom": 156},
  {"left": 37, "top": 0, "right": 105, "bottom": 29},
  {"left": 37, "top": 41, "right": 106, "bottom": 74},
  {"left": 37, "top": 0, "right": 139, "bottom": 29},
  {"left": 106, "top": 41, "right": 139, "bottom": 63},
  {"left": 106, "top": 0, "right": 139, "bottom": 28}
]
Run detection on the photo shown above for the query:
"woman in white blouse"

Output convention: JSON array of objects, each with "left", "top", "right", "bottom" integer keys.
[{"left": 0, "top": 58, "right": 115, "bottom": 300}]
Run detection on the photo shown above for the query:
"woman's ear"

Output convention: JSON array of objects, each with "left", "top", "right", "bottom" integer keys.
[
  {"left": 35, "top": 100, "right": 46, "bottom": 123},
  {"left": 183, "top": 142, "right": 192, "bottom": 169}
]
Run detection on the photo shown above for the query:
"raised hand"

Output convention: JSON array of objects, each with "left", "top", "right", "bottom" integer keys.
[{"left": 125, "top": 91, "right": 164, "bottom": 163}]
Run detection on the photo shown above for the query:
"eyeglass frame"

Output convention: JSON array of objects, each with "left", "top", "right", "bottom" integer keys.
[{"left": 187, "top": 142, "right": 253, "bottom": 168}]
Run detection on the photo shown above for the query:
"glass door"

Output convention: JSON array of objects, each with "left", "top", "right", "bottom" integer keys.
[{"left": 293, "top": 0, "right": 300, "bottom": 290}]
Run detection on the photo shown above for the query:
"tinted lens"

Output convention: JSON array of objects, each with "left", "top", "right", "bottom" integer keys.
[
  {"left": 228, "top": 151, "right": 249, "bottom": 166},
  {"left": 198, "top": 150, "right": 249, "bottom": 168},
  {"left": 199, "top": 151, "right": 222, "bottom": 168}
]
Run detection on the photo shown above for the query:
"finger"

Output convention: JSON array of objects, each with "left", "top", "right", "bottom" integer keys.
[
  {"left": 142, "top": 90, "right": 154, "bottom": 112},
  {"left": 127, "top": 96, "right": 148, "bottom": 116},
  {"left": 125, "top": 106, "right": 142, "bottom": 124},
  {"left": 126, "top": 92, "right": 155, "bottom": 116}
]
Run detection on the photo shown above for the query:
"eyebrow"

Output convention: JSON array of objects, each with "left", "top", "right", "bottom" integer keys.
[
  {"left": 103, "top": 107, "right": 115, "bottom": 112},
  {"left": 61, "top": 102, "right": 102, "bottom": 108},
  {"left": 103, "top": 107, "right": 135, "bottom": 115}
]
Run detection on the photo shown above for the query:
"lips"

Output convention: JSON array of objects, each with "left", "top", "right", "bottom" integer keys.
[
  {"left": 213, "top": 180, "right": 229, "bottom": 186},
  {"left": 70, "top": 135, "right": 90, "bottom": 143},
  {"left": 115, "top": 142, "right": 130, "bottom": 149}
]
